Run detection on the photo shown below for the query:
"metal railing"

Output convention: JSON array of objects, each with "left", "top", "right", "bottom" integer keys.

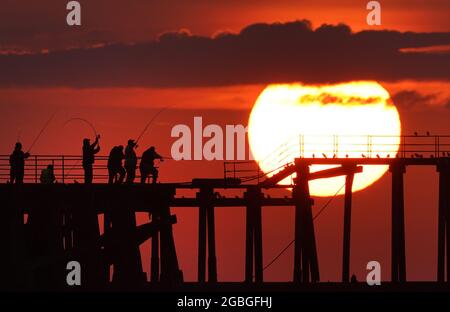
[
  {"left": 4, "top": 135, "right": 450, "bottom": 184},
  {"left": 0, "top": 155, "right": 162, "bottom": 184},
  {"left": 276, "top": 134, "right": 450, "bottom": 159},
  {"left": 225, "top": 134, "right": 450, "bottom": 182}
]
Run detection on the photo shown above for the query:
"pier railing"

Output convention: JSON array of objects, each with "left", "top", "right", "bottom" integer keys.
[
  {"left": 225, "top": 134, "right": 450, "bottom": 181},
  {"left": 0, "top": 155, "right": 164, "bottom": 184},
  {"left": 3, "top": 135, "right": 450, "bottom": 184}
]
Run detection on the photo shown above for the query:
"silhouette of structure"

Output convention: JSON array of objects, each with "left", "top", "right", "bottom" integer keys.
[{"left": 0, "top": 134, "right": 450, "bottom": 290}]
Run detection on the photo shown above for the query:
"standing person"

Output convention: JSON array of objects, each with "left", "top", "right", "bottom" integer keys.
[
  {"left": 107, "top": 145, "right": 125, "bottom": 184},
  {"left": 9, "top": 142, "right": 30, "bottom": 184},
  {"left": 124, "top": 139, "right": 137, "bottom": 184},
  {"left": 139, "top": 146, "right": 164, "bottom": 184},
  {"left": 82, "top": 135, "right": 100, "bottom": 184}
]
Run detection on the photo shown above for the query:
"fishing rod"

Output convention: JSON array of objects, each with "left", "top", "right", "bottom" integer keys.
[
  {"left": 27, "top": 110, "right": 58, "bottom": 153},
  {"left": 64, "top": 117, "right": 98, "bottom": 138},
  {"left": 135, "top": 105, "right": 173, "bottom": 145},
  {"left": 62, "top": 117, "right": 99, "bottom": 181}
]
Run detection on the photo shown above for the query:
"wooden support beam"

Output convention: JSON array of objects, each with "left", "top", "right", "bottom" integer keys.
[
  {"left": 447, "top": 175, "right": 450, "bottom": 283},
  {"left": 197, "top": 204, "right": 207, "bottom": 282},
  {"left": 342, "top": 169, "right": 355, "bottom": 283},
  {"left": 390, "top": 162, "right": 406, "bottom": 283},
  {"left": 293, "top": 199, "right": 302, "bottom": 283},
  {"left": 197, "top": 187, "right": 217, "bottom": 283},
  {"left": 437, "top": 167, "right": 446, "bottom": 282},
  {"left": 293, "top": 159, "right": 320, "bottom": 283},
  {"left": 151, "top": 214, "right": 160, "bottom": 283},
  {"left": 151, "top": 230, "right": 160, "bottom": 282},
  {"left": 259, "top": 164, "right": 295, "bottom": 187},
  {"left": 103, "top": 208, "right": 111, "bottom": 282},
  {"left": 173, "top": 197, "right": 295, "bottom": 207},
  {"left": 207, "top": 204, "right": 217, "bottom": 282},
  {"left": 245, "top": 201, "right": 254, "bottom": 283},
  {"left": 310, "top": 165, "right": 362, "bottom": 181},
  {"left": 306, "top": 188, "right": 320, "bottom": 283},
  {"left": 254, "top": 204, "right": 263, "bottom": 283},
  {"left": 259, "top": 163, "right": 362, "bottom": 188},
  {"left": 109, "top": 196, "right": 145, "bottom": 286},
  {"left": 300, "top": 198, "right": 310, "bottom": 283},
  {"left": 159, "top": 200, "right": 183, "bottom": 283},
  {"left": 70, "top": 189, "right": 106, "bottom": 288},
  {"left": 438, "top": 159, "right": 450, "bottom": 282},
  {"left": 244, "top": 186, "right": 264, "bottom": 283}
]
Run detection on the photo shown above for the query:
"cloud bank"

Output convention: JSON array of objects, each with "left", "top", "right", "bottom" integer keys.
[{"left": 1, "top": 20, "right": 450, "bottom": 88}]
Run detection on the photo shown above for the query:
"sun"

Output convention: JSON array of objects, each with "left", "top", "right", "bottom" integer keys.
[{"left": 248, "top": 81, "right": 401, "bottom": 197}]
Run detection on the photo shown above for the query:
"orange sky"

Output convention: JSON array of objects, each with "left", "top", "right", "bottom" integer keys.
[
  {"left": 1, "top": 0, "right": 450, "bottom": 283},
  {"left": 1, "top": 0, "right": 450, "bottom": 53}
]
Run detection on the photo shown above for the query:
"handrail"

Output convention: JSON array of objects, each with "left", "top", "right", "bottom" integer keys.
[
  {"left": 0, "top": 154, "right": 161, "bottom": 184},
  {"left": 225, "top": 134, "right": 450, "bottom": 182}
]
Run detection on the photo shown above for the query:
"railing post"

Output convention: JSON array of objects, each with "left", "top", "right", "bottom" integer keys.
[
  {"left": 299, "top": 135, "right": 303, "bottom": 158},
  {"left": 342, "top": 168, "right": 356, "bottom": 283},
  {"left": 293, "top": 159, "right": 319, "bottom": 283},
  {"left": 257, "top": 163, "right": 260, "bottom": 185},
  {"left": 62, "top": 155, "right": 65, "bottom": 184},
  {"left": 336, "top": 135, "right": 339, "bottom": 157},
  {"left": 390, "top": 161, "right": 407, "bottom": 282},
  {"left": 333, "top": 135, "right": 336, "bottom": 155},
  {"left": 402, "top": 136, "right": 406, "bottom": 158},
  {"left": 34, "top": 155, "right": 38, "bottom": 183},
  {"left": 436, "top": 136, "right": 440, "bottom": 158},
  {"left": 299, "top": 134, "right": 304, "bottom": 158}
]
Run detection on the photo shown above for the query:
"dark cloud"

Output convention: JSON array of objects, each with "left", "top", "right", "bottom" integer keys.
[
  {"left": 391, "top": 90, "right": 437, "bottom": 110},
  {"left": 1, "top": 20, "right": 450, "bottom": 88},
  {"left": 299, "top": 93, "right": 382, "bottom": 105}
]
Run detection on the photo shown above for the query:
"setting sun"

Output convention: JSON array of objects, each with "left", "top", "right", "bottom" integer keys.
[{"left": 248, "top": 81, "right": 401, "bottom": 197}]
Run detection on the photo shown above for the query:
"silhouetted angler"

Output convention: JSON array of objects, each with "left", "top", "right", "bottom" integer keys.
[
  {"left": 9, "top": 142, "right": 30, "bottom": 184},
  {"left": 125, "top": 139, "right": 138, "bottom": 184},
  {"left": 40, "top": 164, "right": 56, "bottom": 184},
  {"left": 140, "top": 146, "right": 163, "bottom": 184},
  {"left": 108, "top": 145, "right": 125, "bottom": 184},
  {"left": 82, "top": 135, "right": 100, "bottom": 184}
]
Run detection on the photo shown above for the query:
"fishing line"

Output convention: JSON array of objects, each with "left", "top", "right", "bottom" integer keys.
[
  {"left": 64, "top": 117, "right": 98, "bottom": 138},
  {"left": 135, "top": 105, "right": 174, "bottom": 144},
  {"left": 260, "top": 183, "right": 345, "bottom": 273},
  {"left": 27, "top": 109, "right": 58, "bottom": 153},
  {"left": 63, "top": 117, "right": 99, "bottom": 181}
]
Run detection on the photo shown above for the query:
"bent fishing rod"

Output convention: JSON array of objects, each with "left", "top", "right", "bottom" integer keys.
[
  {"left": 63, "top": 117, "right": 100, "bottom": 180},
  {"left": 64, "top": 117, "right": 98, "bottom": 138}
]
